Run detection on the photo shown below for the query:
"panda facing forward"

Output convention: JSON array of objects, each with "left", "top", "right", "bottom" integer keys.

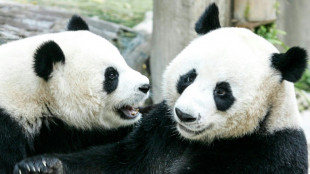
[
  {"left": 0, "top": 16, "right": 150, "bottom": 173},
  {"left": 15, "top": 4, "right": 308, "bottom": 174}
]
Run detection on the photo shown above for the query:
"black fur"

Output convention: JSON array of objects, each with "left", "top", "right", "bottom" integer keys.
[
  {"left": 195, "top": 3, "right": 221, "bottom": 35},
  {"left": 272, "top": 47, "right": 308, "bottom": 82},
  {"left": 14, "top": 102, "right": 308, "bottom": 174},
  {"left": 138, "top": 103, "right": 161, "bottom": 115},
  {"left": 0, "top": 109, "right": 28, "bottom": 174},
  {"left": 177, "top": 69, "right": 197, "bottom": 94},
  {"left": 33, "top": 41, "right": 65, "bottom": 81},
  {"left": 67, "top": 15, "right": 89, "bottom": 31},
  {"left": 104, "top": 67, "right": 119, "bottom": 94},
  {"left": 213, "top": 82, "right": 235, "bottom": 111},
  {"left": 0, "top": 108, "right": 134, "bottom": 174}
]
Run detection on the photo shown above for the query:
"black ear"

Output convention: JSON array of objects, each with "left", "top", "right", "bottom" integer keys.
[
  {"left": 272, "top": 47, "right": 308, "bottom": 82},
  {"left": 67, "top": 15, "right": 89, "bottom": 31},
  {"left": 33, "top": 41, "right": 65, "bottom": 81},
  {"left": 195, "top": 3, "right": 221, "bottom": 35}
]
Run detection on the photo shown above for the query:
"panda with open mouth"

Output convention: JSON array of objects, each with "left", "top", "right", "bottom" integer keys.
[
  {"left": 0, "top": 15, "right": 150, "bottom": 173},
  {"left": 14, "top": 3, "right": 308, "bottom": 174}
]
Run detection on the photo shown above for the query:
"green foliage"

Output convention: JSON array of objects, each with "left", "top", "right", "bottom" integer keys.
[
  {"left": 255, "top": 23, "right": 289, "bottom": 50},
  {"left": 295, "top": 68, "right": 310, "bottom": 92},
  {"left": 14, "top": 0, "right": 152, "bottom": 27}
]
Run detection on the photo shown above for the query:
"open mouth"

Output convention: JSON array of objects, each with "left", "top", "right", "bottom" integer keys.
[
  {"left": 117, "top": 105, "right": 141, "bottom": 119},
  {"left": 177, "top": 124, "right": 211, "bottom": 136}
]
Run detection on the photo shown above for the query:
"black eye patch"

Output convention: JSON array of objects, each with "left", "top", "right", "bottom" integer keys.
[
  {"left": 104, "top": 67, "right": 119, "bottom": 94},
  {"left": 213, "top": 82, "right": 235, "bottom": 111},
  {"left": 177, "top": 69, "right": 197, "bottom": 94}
]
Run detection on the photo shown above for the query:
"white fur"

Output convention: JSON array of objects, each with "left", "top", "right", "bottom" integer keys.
[
  {"left": 162, "top": 28, "right": 301, "bottom": 142},
  {"left": 0, "top": 31, "right": 149, "bottom": 134}
]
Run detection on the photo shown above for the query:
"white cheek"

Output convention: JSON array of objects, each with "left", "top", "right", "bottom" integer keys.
[
  {"left": 114, "top": 70, "right": 149, "bottom": 103},
  {"left": 203, "top": 112, "right": 228, "bottom": 131}
]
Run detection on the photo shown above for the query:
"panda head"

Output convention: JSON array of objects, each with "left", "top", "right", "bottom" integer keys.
[
  {"left": 163, "top": 3, "right": 308, "bottom": 142},
  {"left": 30, "top": 16, "right": 149, "bottom": 129}
]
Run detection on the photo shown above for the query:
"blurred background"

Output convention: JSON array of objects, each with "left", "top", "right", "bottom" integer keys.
[{"left": 0, "top": 0, "right": 309, "bottom": 155}]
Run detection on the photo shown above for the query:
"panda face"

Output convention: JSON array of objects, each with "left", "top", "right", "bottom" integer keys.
[
  {"left": 163, "top": 28, "right": 300, "bottom": 142},
  {"left": 0, "top": 29, "right": 149, "bottom": 132},
  {"left": 42, "top": 31, "right": 150, "bottom": 129}
]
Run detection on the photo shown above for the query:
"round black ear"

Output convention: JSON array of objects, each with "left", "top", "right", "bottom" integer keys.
[
  {"left": 67, "top": 15, "right": 89, "bottom": 31},
  {"left": 33, "top": 41, "right": 65, "bottom": 81},
  {"left": 195, "top": 3, "right": 221, "bottom": 35},
  {"left": 271, "top": 47, "right": 308, "bottom": 83}
]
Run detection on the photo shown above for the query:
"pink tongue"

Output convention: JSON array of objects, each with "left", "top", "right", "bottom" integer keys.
[{"left": 121, "top": 108, "right": 132, "bottom": 116}]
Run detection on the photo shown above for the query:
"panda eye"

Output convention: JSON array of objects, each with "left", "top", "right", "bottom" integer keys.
[
  {"left": 104, "top": 67, "right": 119, "bottom": 94},
  {"left": 108, "top": 72, "right": 118, "bottom": 80},
  {"left": 215, "top": 88, "right": 226, "bottom": 96},
  {"left": 105, "top": 67, "right": 119, "bottom": 81},
  {"left": 213, "top": 82, "right": 235, "bottom": 111},
  {"left": 185, "top": 74, "right": 195, "bottom": 83},
  {"left": 177, "top": 69, "right": 197, "bottom": 94}
]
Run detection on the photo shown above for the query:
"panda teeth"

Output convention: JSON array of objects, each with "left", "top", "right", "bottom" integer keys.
[
  {"left": 129, "top": 107, "right": 139, "bottom": 116},
  {"left": 130, "top": 108, "right": 140, "bottom": 116},
  {"left": 119, "top": 105, "right": 141, "bottom": 119}
]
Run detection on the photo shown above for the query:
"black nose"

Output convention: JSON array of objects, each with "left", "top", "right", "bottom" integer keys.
[
  {"left": 175, "top": 108, "right": 196, "bottom": 122},
  {"left": 139, "top": 84, "right": 150, "bottom": 93}
]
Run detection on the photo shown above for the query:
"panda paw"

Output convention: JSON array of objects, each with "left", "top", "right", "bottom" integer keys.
[{"left": 13, "top": 156, "right": 63, "bottom": 174}]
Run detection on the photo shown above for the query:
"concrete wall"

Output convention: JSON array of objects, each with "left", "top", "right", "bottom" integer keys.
[{"left": 276, "top": 0, "right": 310, "bottom": 53}]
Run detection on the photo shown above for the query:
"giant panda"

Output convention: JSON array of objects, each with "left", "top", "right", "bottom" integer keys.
[
  {"left": 14, "top": 4, "right": 308, "bottom": 174},
  {"left": 0, "top": 15, "right": 150, "bottom": 173}
]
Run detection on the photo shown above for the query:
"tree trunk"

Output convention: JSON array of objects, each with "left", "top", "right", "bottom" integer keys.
[{"left": 151, "top": 0, "right": 231, "bottom": 102}]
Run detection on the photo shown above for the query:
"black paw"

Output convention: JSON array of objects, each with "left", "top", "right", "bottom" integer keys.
[{"left": 13, "top": 155, "right": 63, "bottom": 174}]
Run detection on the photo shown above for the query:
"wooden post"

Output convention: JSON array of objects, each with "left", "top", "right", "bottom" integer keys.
[{"left": 151, "top": 0, "right": 231, "bottom": 102}]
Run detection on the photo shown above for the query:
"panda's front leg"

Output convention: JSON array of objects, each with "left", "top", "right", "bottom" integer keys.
[{"left": 13, "top": 155, "right": 63, "bottom": 174}]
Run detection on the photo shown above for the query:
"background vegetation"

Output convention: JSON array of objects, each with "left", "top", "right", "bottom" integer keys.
[{"left": 14, "top": 0, "right": 152, "bottom": 27}]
